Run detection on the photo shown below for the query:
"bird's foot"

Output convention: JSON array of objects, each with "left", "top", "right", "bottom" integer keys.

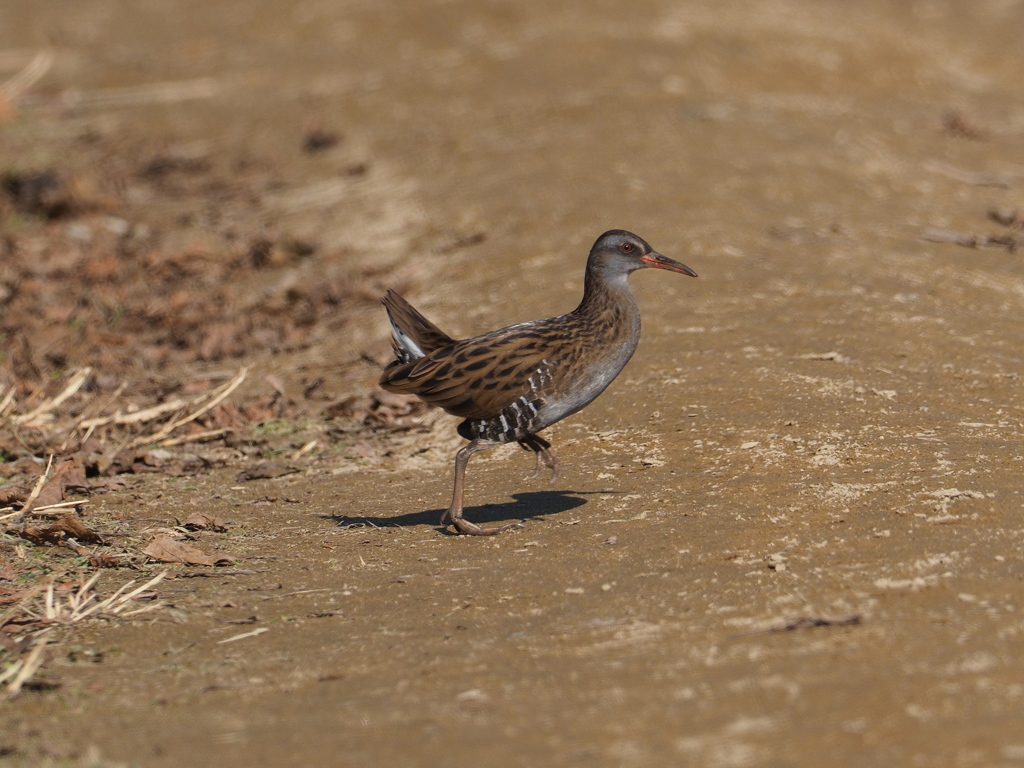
[
  {"left": 454, "top": 517, "right": 524, "bottom": 536},
  {"left": 441, "top": 508, "right": 523, "bottom": 536},
  {"left": 529, "top": 449, "right": 560, "bottom": 483},
  {"left": 520, "top": 436, "right": 560, "bottom": 483}
]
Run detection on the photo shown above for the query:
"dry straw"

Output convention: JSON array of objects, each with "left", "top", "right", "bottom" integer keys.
[{"left": 1, "top": 571, "right": 169, "bottom": 698}]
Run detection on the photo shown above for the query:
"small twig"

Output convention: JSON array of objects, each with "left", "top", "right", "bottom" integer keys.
[
  {"left": 108, "top": 572, "right": 168, "bottom": 613},
  {"left": 52, "top": 77, "right": 222, "bottom": 110},
  {"left": 923, "top": 160, "right": 1011, "bottom": 188},
  {"left": 217, "top": 627, "right": 268, "bottom": 644},
  {"left": 10, "top": 454, "right": 55, "bottom": 522},
  {"left": 921, "top": 228, "right": 1022, "bottom": 252},
  {"left": 0, "top": 386, "right": 16, "bottom": 419},
  {"left": 132, "top": 367, "right": 247, "bottom": 446},
  {"left": 291, "top": 439, "right": 318, "bottom": 459},
  {"left": 77, "top": 397, "right": 191, "bottom": 430},
  {"left": 26, "top": 499, "right": 90, "bottom": 515},
  {"left": 77, "top": 572, "right": 167, "bottom": 620},
  {"left": 2, "top": 572, "right": 168, "bottom": 640},
  {"left": 11, "top": 368, "right": 92, "bottom": 427},
  {"left": 158, "top": 427, "right": 232, "bottom": 448},
  {"left": 1, "top": 49, "right": 53, "bottom": 102}
]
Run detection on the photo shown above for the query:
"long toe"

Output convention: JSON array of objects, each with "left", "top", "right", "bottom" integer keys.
[
  {"left": 452, "top": 517, "right": 524, "bottom": 536},
  {"left": 543, "top": 450, "right": 560, "bottom": 484},
  {"left": 529, "top": 451, "right": 544, "bottom": 480}
]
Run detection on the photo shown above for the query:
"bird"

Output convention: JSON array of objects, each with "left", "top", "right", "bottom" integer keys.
[{"left": 378, "top": 229, "right": 698, "bottom": 535}]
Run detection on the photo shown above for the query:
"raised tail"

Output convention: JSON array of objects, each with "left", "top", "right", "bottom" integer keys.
[{"left": 381, "top": 289, "right": 456, "bottom": 364}]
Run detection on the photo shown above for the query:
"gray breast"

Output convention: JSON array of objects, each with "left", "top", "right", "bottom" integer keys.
[{"left": 536, "top": 335, "right": 638, "bottom": 428}]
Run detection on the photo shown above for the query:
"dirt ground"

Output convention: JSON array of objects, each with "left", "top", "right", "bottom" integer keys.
[{"left": 3, "top": 0, "right": 1024, "bottom": 766}]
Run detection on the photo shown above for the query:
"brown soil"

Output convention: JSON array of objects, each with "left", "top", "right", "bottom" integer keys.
[{"left": 3, "top": 1, "right": 1024, "bottom": 766}]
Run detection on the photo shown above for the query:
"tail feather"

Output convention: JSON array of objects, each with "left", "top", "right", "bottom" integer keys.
[{"left": 381, "top": 289, "right": 456, "bottom": 364}]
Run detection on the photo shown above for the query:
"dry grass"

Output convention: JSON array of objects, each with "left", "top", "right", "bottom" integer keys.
[
  {"left": 0, "top": 366, "right": 248, "bottom": 465},
  {"left": 0, "top": 455, "right": 55, "bottom": 523},
  {"left": 0, "top": 49, "right": 53, "bottom": 121},
  {"left": 0, "top": 571, "right": 168, "bottom": 698}
]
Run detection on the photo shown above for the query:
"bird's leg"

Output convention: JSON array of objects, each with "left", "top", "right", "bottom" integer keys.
[
  {"left": 518, "top": 435, "right": 560, "bottom": 484},
  {"left": 442, "top": 439, "right": 523, "bottom": 536}
]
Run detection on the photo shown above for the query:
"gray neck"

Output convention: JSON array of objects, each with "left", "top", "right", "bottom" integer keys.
[{"left": 576, "top": 263, "right": 641, "bottom": 333}]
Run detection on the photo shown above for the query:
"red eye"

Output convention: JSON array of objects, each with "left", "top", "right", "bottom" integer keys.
[{"left": 621, "top": 243, "right": 633, "bottom": 253}]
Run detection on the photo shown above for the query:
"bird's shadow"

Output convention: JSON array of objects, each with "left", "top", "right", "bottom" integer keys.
[{"left": 327, "top": 489, "right": 612, "bottom": 532}]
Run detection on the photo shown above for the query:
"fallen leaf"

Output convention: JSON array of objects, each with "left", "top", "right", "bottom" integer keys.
[
  {"left": 0, "top": 585, "right": 26, "bottom": 605},
  {"left": 0, "top": 484, "right": 30, "bottom": 506},
  {"left": 181, "top": 512, "right": 227, "bottom": 532},
  {"left": 142, "top": 535, "right": 232, "bottom": 566},
  {"left": 51, "top": 459, "right": 89, "bottom": 494},
  {"left": 55, "top": 515, "right": 104, "bottom": 544},
  {"left": 18, "top": 526, "right": 60, "bottom": 545},
  {"left": 31, "top": 459, "right": 88, "bottom": 509},
  {"left": 19, "top": 515, "right": 104, "bottom": 546}
]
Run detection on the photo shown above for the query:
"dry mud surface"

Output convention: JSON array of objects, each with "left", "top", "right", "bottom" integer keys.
[{"left": 3, "top": 1, "right": 1024, "bottom": 766}]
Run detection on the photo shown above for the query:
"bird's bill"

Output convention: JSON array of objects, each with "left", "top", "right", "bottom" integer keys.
[{"left": 641, "top": 252, "right": 698, "bottom": 277}]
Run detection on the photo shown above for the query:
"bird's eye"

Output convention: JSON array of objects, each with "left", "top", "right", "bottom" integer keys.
[{"left": 620, "top": 243, "right": 633, "bottom": 253}]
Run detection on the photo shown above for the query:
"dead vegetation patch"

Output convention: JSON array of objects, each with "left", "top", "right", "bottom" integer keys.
[
  {"left": 0, "top": 123, "right": 434, "bottom": 470},
  {"left": 0, "top": 100, "right": 446, "bottom": 691},
  {"left": 0, "top": 570, "right": 167, "bottom": 698}
]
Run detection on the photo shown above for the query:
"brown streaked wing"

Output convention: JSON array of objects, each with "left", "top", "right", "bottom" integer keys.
[{"left": 379, "top": 325, "right": 567, "bottom": 419}]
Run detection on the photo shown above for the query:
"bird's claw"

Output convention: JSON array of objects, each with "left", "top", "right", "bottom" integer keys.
[
  {"left": 523, "top": 439, "right": 559, "bottom": 483},
  {"left": 446, "top": 514, "right": 523, "bottom": 536}
]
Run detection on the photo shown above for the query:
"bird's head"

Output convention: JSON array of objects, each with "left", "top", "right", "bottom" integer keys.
[{"left": 587, "top": 230, "right": 698, "bottom": 280}]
